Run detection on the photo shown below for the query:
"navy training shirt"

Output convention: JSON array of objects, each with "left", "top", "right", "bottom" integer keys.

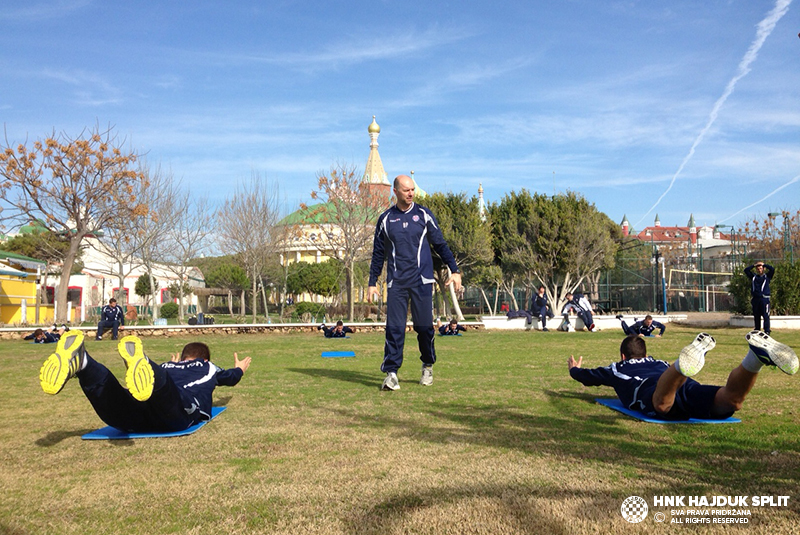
[
  {"left": 569, "top": 356, "right": 670, "bottom": 412},
  {"left": 368, "top": 202, "right": 459, "bottom": 289},
  {"left": 160, "top": 359, "right": 244, "bottom": 422}
]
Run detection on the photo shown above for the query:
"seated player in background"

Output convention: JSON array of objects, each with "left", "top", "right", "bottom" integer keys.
[{"left": 561, "top": 291, "right": 596, "bottom": 332}]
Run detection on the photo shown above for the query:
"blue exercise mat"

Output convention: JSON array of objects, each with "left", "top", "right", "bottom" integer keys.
[
  {"left": 82, "top": 407, "right": 226, "bottom": 440},
  {"left": 321, "top": 351, "right": 355, "bottom": 358},
  {"left": 596, "top": 398, "right": 740, "bottom": 424}
]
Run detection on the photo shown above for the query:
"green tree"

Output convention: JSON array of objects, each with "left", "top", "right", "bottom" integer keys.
[
  {"left": 205, "top": 263, "right": 250, "bottom": 317},
  {"left": 418, "top": 192, "right": 493, "bottom": 319},
  {"left": 135, "top": 274, "right": 152, "bottom": 299},
  {"left": 286, "top": 259, "right": 341, "bottom": 300},
  {"left": 491, "top": 190, "right": 619, "bottom": 309}
]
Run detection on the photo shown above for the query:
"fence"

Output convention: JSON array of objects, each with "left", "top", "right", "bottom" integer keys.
[{"left": 463, "top": 256, "right": 782, "bottom": 315}]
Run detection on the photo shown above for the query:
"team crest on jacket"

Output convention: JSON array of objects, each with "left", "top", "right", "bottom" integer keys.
[{"left": 412, "top": 215, "right": 419, "bottom": 222}]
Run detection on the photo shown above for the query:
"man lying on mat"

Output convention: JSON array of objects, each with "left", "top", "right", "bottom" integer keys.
[
  {"left": 568, "top": 331, "right": 797, "bottom": 421},
  {"left": 39, "top": 330, "right": 251, "bottom": 433}
]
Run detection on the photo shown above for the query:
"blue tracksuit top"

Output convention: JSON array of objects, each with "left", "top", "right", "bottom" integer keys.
[
  {"left": 323, "top": 326, "right": 353, "bottom": 338},
  {"left": 629, "top": 320, "right": 666, "bottom": 336},
  {"left": 100, "top": 304, "right": 125, "bottom": 325},
  {"left": 368, "top": 203, "right": 459, "bottom": 289},
  {"left": 744, "top": 264, "right": 775, "bottom": 300},
  {"left": 532, "top": 293, "right": 550, "bottom": 311},
  {"left": 570, "top": 356, "right": 669, "bottom": 410},
  {"left": 160, "top": 359, "right": 244, "bottom": 422}
]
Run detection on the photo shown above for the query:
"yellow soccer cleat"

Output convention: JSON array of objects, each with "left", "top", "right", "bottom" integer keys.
[
  {"left": 117, "top": 335, "right": 155, "bottom": 402},
  {"left": 40, "top": 330, "right": 86, "bottom": 395}
]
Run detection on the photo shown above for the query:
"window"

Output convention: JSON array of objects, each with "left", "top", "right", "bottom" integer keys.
[{"left": 67, "top": 286, "right": 82, "bottom": 306}]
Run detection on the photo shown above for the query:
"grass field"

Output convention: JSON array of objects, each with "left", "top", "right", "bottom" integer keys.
[{"left": 1, "top": 326, "right": 798, "bottom": 534}]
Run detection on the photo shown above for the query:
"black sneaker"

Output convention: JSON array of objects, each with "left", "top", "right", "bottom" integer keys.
[{"left": 615, "top": 314, "right": 623, "bottom": 320}]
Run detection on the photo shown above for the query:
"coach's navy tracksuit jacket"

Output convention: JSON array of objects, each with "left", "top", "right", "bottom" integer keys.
[{"left": 368, "top": 202, "right": 459, "bottom": 373}]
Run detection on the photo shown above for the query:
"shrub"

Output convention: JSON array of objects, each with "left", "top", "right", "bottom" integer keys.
[
  {"left": 160, "top": 302, "right": 180, "bottom": 319},
  {"left": 294, "top": 301, "right": 326, "bottom": 319}
]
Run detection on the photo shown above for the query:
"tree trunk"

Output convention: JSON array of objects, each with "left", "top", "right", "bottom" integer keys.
[
  {"left": 240, "top": 290, "right": 246, "bottom": 316},
  {"left": 178, "top": 285, "right": 185, "bottom": 321},
  {"left": 448, "top": 282, "right": 464, "bottom": 320},
  {"left": 148, "top": 270, "right": 159, "bottom": 322},
  {"left": 346, "top": 261, "right": 355, "bottom": 321},
  {"left": 480, "top": 287, "right": 495, "bottom": 316},
  {"left": 117, "top": 260, "right": 127, "bottom": 307},
  {"left": 260, "top": 278, "right": 269, "bottom": 320},
  {"left": 251, "top": 278, "right": 258, "bottom": 324},
  {"left": 54, "top": 239, "right": 82, "bottom": 323},
  {"left": 228, "top": 290, "right": 234, "bottom": 317}
]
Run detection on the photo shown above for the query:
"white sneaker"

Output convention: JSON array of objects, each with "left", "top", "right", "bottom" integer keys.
[
  {"left": 745, "top": 330, "right": 799, "bottom": 375},
  {"left": 677, "top": 332, "right": 716, "bottom": 377},
  {"left": 382, "top": 372, "right": 400, "bottom": 391},
  {"left": 420, "top": 366, "right": 433, "bottom": 386}
]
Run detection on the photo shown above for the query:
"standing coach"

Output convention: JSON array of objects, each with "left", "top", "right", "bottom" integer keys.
[
  {"left": 744, "top": 261, "right": 775, "bottom": 335},
  {"left": 368, "top": 175, "right": 461, "bottom": 391}
]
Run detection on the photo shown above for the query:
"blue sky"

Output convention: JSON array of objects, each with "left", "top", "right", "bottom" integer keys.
[{"left": 2, "top": 0, "right": 798, "bottom": 232}]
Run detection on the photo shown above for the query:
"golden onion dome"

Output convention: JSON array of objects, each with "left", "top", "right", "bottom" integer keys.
[{"left": 368, "top": 115, "right": 380, "bottom": 134}]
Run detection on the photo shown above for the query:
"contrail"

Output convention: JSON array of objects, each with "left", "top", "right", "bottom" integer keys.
[
  {"left": 635, "top": 0, "right": 792, "bottom": 228},
  {"left": 718, "top": 174, "right": 800, "bottom": 224}
]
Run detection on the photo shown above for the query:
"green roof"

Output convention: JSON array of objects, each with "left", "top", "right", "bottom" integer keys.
[
  {"left": 0, "top": 250, "right": 46, "bottom": 267},
  {"left": 278, "top": 202, "right": 385, "bottom": 226}
]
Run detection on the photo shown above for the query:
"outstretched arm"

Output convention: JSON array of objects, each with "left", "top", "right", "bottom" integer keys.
[{"left": 234, "top": 352, "right": 252, "bottom": 373}]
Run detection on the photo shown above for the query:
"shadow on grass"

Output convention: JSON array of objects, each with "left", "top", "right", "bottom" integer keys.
[
  {"left": 344, "top": 483, "right": 588, "bottom": 535},
  {"left": 331, "top": 389, "right": 799, "bottom": 494},
  {"left": 288, "top": 367, "right": 379, "bottom": 388},
  {"left": 35, "top": 429, "right": 95, "bottom": 447}
]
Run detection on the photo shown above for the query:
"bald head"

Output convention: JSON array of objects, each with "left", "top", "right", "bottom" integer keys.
[{"left": 393, "top": 174, "right": 415, "bottom": 210}]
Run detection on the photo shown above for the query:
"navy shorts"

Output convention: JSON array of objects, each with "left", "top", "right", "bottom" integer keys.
[{"left": 638, "top": 378, "right": 732, "bottom": 420}]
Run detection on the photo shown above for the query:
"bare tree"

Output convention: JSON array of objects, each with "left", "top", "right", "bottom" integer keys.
[
  {"left": 301, "top": 162, "right": 389, "bottom": 321},
  {"left": 129, "top": 162, "right": 182, "bottom": 322},
  {"left": 216, "top": 173, "right": 282, "bottom": 323},
  {"left": 0, "top": 125, "right": 147, "bottom": 323},
  {"left": 160, "top": 192, "right": 213, "bottom": 321}
]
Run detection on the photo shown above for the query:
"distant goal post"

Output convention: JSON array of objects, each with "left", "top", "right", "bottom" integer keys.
[{"left": 666, "top": 269, "right": 732, "bottom": 296}]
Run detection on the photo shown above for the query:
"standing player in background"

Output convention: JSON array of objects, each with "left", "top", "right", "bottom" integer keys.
[{"left": 744, "top": 261, "right": 775, "bottom": 335}]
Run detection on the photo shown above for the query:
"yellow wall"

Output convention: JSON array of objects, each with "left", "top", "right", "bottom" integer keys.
[{"left": 0, "top": 275, "right": 59, "bottom": 325}]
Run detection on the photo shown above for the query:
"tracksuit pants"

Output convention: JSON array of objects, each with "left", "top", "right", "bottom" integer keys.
[
  {"left": 78, "top": 354, "right": 195, "bottom": 432},
  {"left": 536, "top": 305, "right": 554, "bottom": 328},
  {"left": 752, "top": 297, "right": 771, "bottom": 333},
  {"left": 382, "top": 284, "right": 436, "bottom": 374},
  {"left": 96, "top": 320, "right": 122, "bottom": 340}
]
